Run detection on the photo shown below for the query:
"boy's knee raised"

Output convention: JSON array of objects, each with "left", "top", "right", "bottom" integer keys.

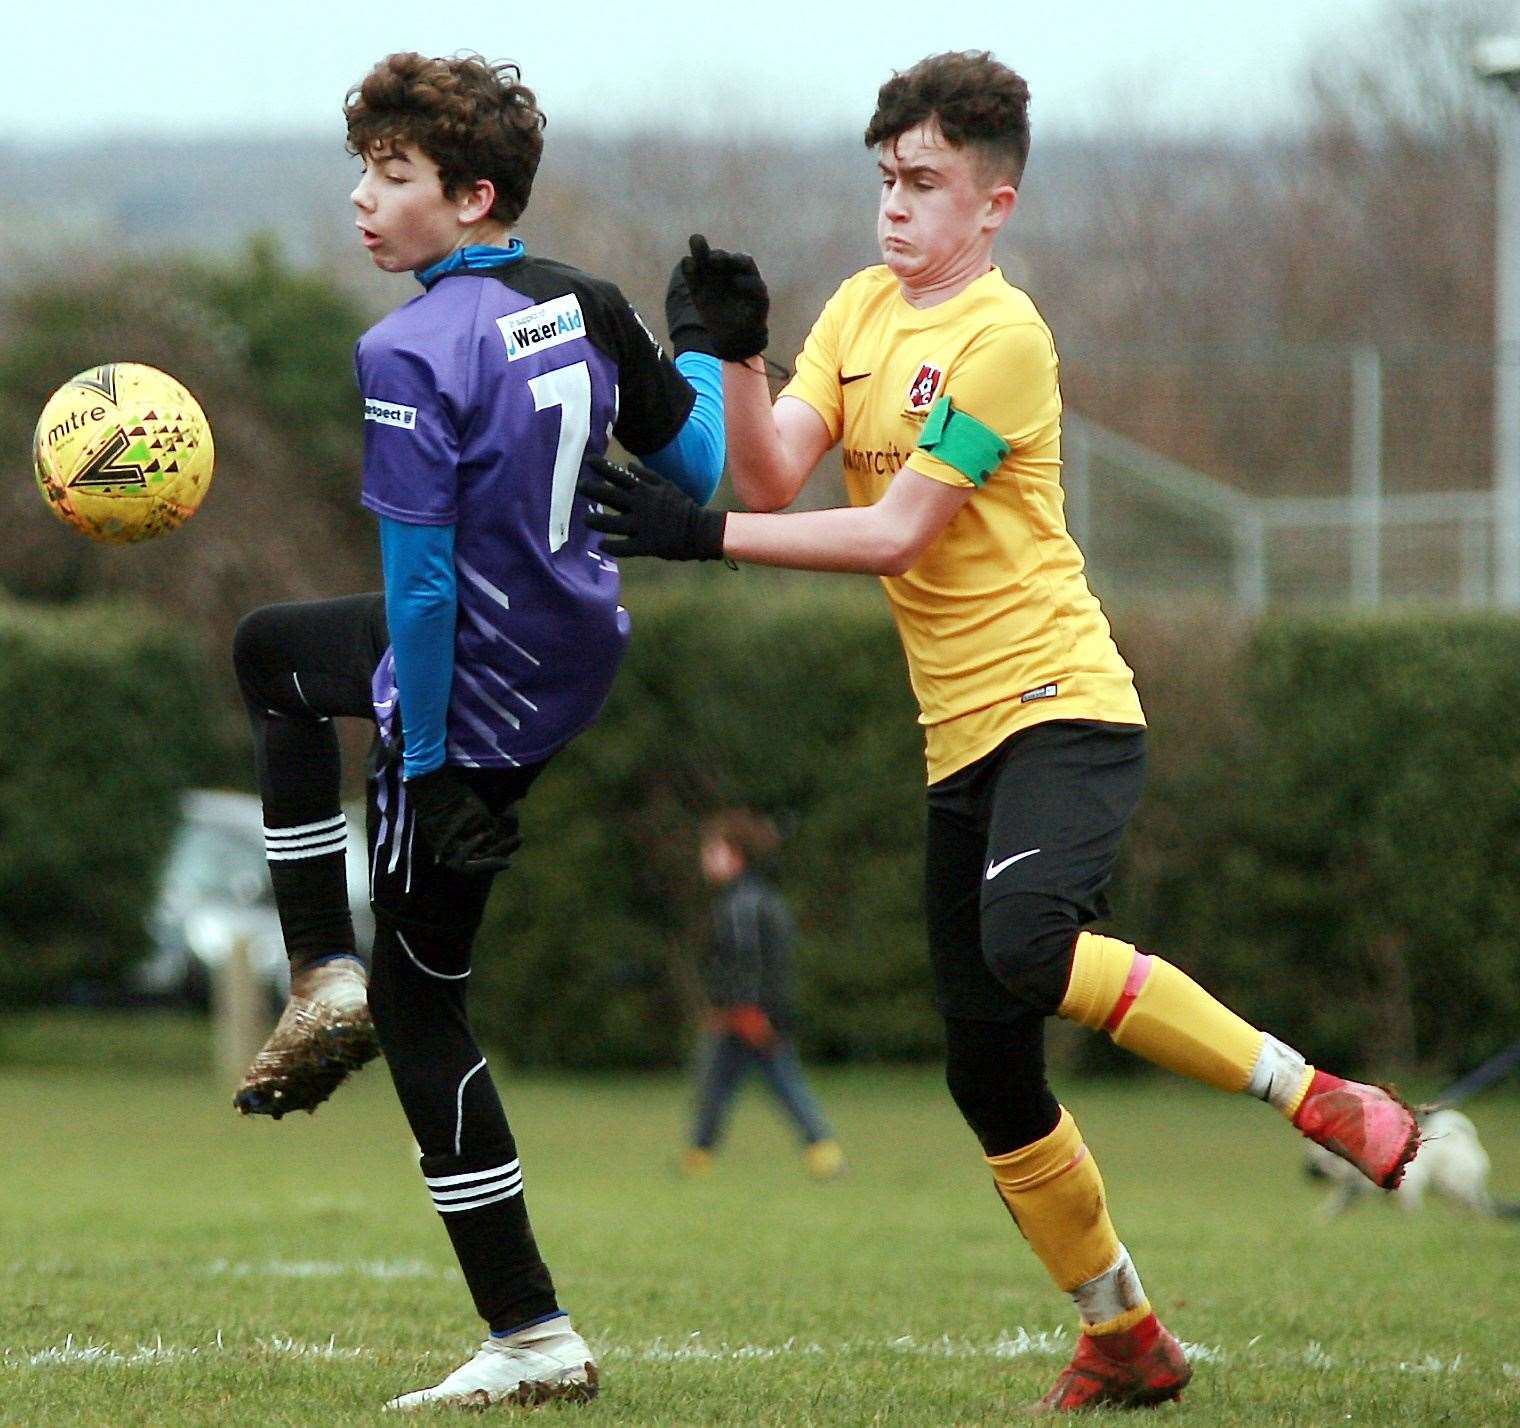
[
  {"left": 980, "top": 891, "right": 1081, "bottom": 1016},
  {"left": 232, "top": 604, "right": 285, "bottom": 698}
]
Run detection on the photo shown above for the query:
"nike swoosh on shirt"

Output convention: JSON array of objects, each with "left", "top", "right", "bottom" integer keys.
[
  {"left": 985, "top": 849, "right": 1041, "bottom": 880},
  {"left": 840, "top": 372, "right": 871, "bottom": 385}
]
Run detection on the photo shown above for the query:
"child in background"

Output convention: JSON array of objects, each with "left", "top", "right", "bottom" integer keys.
[{"left": 684, "top": 809, "right": 844, "bottom": 1180}]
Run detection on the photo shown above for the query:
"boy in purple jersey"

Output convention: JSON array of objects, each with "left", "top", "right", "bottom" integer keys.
[{"left": 229, "top": 52, "right": 724, "bottom": 1410}]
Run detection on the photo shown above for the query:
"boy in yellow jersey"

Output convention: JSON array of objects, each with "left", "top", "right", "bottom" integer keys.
[{"left": 581, "top": 51, "right": 1420, "bottom": 1413}]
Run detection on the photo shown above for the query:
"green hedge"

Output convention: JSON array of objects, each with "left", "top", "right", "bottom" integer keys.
[
  {"left": 4, "top": 585, "right": 1516, "bottom": 1081},
  {"left": 470, "top": 591, "right": 1520, "bottom": 1079},
  {"left": 1114, "top": 611, "right": 1520, "bottom": 1080},
  {"left": 0, "top": 600, "right": 221, "bottom": 1007}
]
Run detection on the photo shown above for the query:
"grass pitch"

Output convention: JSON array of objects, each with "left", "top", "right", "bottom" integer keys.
[{"left": 2, "top": 1013, "right": 1518, "bottom": 1426}]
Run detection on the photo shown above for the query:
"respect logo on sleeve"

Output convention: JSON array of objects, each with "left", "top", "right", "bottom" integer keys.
[{"left": 363, "top": 398, "right": 418, "bottom": 430}]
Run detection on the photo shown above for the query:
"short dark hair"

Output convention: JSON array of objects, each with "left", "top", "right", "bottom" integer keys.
[
  {"left": 344, "top": 52, "right": 546, "bottom": 225},
  {"left": 864, "top": 51, "right": 1031, "bottom": 187}
]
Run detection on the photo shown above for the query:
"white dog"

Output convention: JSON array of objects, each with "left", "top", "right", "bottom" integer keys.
[{"left": 1305, "top": 1107, "right": 1514, "bottom": 1218}]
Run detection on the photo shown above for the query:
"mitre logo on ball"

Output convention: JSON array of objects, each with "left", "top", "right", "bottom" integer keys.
[{"left": 32, "top": 362, "right": 215, "bottom": 544}]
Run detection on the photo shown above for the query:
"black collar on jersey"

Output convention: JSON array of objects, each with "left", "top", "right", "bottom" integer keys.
[{"left": 416, "top": 240, "right": 526, "bottom": 290}]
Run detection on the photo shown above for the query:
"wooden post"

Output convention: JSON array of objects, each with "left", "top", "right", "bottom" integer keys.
[{"left": 213, "top": 936, "right": 265, "bottom": 1088}]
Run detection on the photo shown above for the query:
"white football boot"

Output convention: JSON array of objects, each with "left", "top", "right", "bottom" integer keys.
[{"left": 385, "top": 1316, "right": 598, "bottom": 1411}]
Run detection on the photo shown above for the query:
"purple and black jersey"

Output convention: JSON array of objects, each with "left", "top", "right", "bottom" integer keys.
[{"left": 356, "top": 257, "right": 695, "bottom": 768}]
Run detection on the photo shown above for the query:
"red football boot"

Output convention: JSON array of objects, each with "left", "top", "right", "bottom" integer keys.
[
  {"left": 1292, "top": 1070, "right": 1421, "bottom": 1189},
  {"left": 1035, "top": 1313, "right": 1191, "bottom": 1413}
]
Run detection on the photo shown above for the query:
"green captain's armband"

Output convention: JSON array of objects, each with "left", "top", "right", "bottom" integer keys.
[{"left": 915, "top": 396, "right": 1009, "bottom": 487}]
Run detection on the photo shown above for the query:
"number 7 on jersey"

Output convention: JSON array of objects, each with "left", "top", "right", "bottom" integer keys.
[{"left": 528, "top": 360, "right": 592, "bottom": 554}]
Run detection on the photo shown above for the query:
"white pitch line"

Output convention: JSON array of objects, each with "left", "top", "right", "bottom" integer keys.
[
  {"left": 200, "top": 1258, "right": 454, "bottom": 1281},
  {"left": 4, "top": 1330, "right": 1508, "bottom": 1380},
  {"left": 256, "top": 1336, "right": 366, "bottom": 1360},
  {"left": 8, "top": 1332, "right": 365, "bottom": 1369},
  {"left": 597, "top": 1330, "right": 1226, "bottom": 1365}
]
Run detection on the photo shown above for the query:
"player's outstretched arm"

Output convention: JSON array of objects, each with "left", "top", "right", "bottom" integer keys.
[
  {"left": 721, "top": 465, "right": 970, "bottom": 573},
  {"left": 726, "top": 384, "right": 832, "bottom": 513},
  {"left": 581, "top": 458, "right": 970, "bottom": 576}
]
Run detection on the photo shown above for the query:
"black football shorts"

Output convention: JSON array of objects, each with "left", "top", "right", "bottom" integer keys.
[{"left": 923, "top": 719, "right": 1147, "bottom": 1022}]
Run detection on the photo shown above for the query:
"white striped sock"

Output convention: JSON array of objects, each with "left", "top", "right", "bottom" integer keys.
[
  {"left": 264, "top": 814, "right": 347, "bottom": 862},
  {"left": 424, "top": 1160, "right": 524, "bottom": 1214},
  {"left": 425, "top": 1159, "right": 521, "bottom": 1189}
]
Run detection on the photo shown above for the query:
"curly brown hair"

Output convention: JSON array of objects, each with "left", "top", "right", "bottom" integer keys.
[
  {"left": 864, "top": 51, "right": 1031, "bottom": 187},
  {"left": 344, "top": 52, "right": 546, "bottom": 226}
]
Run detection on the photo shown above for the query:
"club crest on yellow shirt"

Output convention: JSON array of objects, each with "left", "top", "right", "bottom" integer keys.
[{"left": 904, "top": 362, "right": 944, "bottom": 417}]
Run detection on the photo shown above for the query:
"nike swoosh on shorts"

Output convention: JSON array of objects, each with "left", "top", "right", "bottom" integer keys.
[
  {"left": 840, "top": 372, "right": 870, "bottom": 385},
  {"left": 985, "top": 848, "right": 1041, "bottom": 880}
]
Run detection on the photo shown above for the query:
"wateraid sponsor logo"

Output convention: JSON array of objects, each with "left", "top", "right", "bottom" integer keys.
[{"left": 498, "top": 294, "right": 586, "bottom": 361}]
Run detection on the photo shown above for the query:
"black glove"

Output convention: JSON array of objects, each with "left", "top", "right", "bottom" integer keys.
[
  {"left": 580, "top": 457, "right": 727, "bottom": 560},
  {"left": 406, "top": 767, "right": 522, "bottom": 875},
  {"left": 680, "top": 233, "right": 769, "bottom": 362},
  {"left": 665, "top": 257, "right": 716, "bottom": 359}
]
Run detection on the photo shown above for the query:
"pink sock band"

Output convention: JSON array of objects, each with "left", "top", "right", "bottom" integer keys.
[{"left": 1102, "top": 952, "right": 1154, "bottom": 1033}]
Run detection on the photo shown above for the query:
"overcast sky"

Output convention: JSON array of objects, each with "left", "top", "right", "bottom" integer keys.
[{"left": 8, "top": 0, "right": 1428, "bottom": 145}]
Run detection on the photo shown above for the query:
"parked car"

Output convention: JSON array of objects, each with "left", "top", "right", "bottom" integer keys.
[{"left": 132, "top": 789, "right": 373, "bottom": 1006}]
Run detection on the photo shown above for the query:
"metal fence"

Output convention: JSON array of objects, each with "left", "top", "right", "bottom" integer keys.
[{"left": 1065, "top": 398, "right": 1499, "bottom": 614}]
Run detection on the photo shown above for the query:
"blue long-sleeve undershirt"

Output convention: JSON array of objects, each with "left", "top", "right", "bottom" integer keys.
[
  {"left": 379, "top": 516, "right": 456, "bottom": 780},
  {"left": 642, "top": 351, "right": 724, "bottom": 503}
]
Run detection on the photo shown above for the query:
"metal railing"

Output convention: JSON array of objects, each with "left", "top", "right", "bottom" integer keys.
[{"left": 1064, "top": 411, "right": 1496, "bottom": 614}]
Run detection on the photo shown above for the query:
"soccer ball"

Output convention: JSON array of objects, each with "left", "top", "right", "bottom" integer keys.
[{"left": 32, "top": 362, "right": 215, "bottom": 544}]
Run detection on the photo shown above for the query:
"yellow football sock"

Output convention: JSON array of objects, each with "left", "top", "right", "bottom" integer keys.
[
  {"left": 985, "top": 1108, "right": 1151, "bottom": 1333},
  {"left": 1060, "top": 932, "right": 1266, "bottom": 1094}
]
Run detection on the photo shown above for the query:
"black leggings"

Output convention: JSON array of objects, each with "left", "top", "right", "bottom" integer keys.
[
  {"left": 233, "top": 594, "right": 388, "bottom": 965},
  {"left": 927, "top": 721, "right": 1147, "bottom": 1158},
  {"left": 943, "top": 1014, "right": 1058, "bottom": 1157},
  {"left": 232, "top": 594, "right": 558, "bottom": 1331}
]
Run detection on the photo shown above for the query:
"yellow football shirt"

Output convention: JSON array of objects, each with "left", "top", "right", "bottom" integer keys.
[{"left": 781, "top": 264, "right": 1144, "bottom": 783}]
